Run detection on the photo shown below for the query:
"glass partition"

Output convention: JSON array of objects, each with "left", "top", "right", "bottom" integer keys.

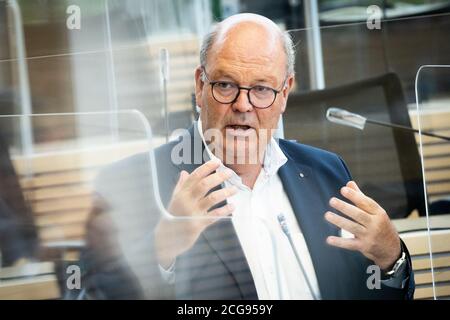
[
  {"left": 416, "top": 65, "right": 450, "bottom": 300},
  {"left": 0, "top": 111, "right": 160, "bottom": 299}
]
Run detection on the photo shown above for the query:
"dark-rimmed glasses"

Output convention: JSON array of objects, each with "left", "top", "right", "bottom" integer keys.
[{"left": 202, "top": 67, "right": 287, "bottom": 109}]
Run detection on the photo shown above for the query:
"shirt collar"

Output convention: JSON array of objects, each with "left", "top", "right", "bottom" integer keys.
[{"left": 197, "top": 117, "right": 287, "bottom": 178}]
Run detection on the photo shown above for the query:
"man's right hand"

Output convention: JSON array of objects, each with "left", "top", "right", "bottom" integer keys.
[{"left": 154, "top": 160, "right": 237, "bottom": 269}]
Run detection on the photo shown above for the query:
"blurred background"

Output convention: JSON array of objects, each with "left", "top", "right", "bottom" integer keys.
[{"left": 0, "top": 0, "right": 450, "bottom": 300}]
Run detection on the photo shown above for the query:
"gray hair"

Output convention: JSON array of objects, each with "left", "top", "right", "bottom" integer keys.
[{"left": 200, "top": 25, "right": 296, "bottom": 76}]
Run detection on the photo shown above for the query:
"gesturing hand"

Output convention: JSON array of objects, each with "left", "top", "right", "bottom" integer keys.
[
  {"left": 324, "top": 181, "right": 401, "bottom": 271},
  {"left": 155, "top": 160, "right": 237, "bottom": 268}
]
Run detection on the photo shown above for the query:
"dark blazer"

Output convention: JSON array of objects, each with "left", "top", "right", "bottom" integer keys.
[{"left": 88, "top": 123, "right": 415, "bottom": 300}]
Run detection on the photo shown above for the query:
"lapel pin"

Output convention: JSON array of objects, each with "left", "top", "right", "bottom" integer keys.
[{"left": 299, "top": 172, "right": 305, "bottom": 178}]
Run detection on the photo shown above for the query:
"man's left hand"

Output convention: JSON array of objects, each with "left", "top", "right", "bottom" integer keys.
[{"left": 324, "top": 181, "right": 401, "bottom": 271}]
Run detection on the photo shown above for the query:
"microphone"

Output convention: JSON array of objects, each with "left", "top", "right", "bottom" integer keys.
[
  {"left": 277, "top": 213, "right": 318, "bottom": 300},
  {"left": 326, "top": 107, "right": 450, "bottom": 141}
]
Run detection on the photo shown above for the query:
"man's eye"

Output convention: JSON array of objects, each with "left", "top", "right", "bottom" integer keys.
[
  {"left": 216, "top": 82, "right": 234, "bottom": 89},
  {"left": 253, "top": 86, "right": 271, "bottom": 93}
]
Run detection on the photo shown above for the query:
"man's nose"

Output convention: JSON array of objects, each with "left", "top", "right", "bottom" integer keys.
[{"left": 231, "top": 89, "right": 254, "bottom": 113}]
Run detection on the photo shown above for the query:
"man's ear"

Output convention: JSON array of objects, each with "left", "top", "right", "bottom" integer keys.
[
  {"left": 283, "top": 74, "right": 295, "bottom": 97},
  {"left": 194, "top": 66, "right": 205, "bottom": 109},
  {"left": 280, "top": 74, "right": 295, "bottom": 113}
]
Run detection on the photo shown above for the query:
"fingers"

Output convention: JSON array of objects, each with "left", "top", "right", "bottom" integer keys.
[
  {"left": 198, "top": 186, "right": 237, "bottom": 212},
  {"left": 340, "top": 185, "right": 382, "bottom": 215},
  {"left": 208, "top": 203, "right": 235, "bottom": 218},
  {"left": 201, "top": 203, "right": 235, "bottom": 227},
  {"left": 173, "top": 170, "right": 189, "bottom": 194},
  {"left": 346, "top": 180, "right": 361, "bottom": 192},
  {"left": 196, "top": 169, "right": 233, "bottom": 198},
  {"left": 327, "top": 182, "right": 398, "bottom": 268},
  {"left": 324, "top": 211, "right": 366, "bottom": 236},
  {"left": 329, "top": 197, "right": 371, "bottom": 226},
  {"left": 326, "top": 236, "right": 360, "bottom": 251},
  {"left": 183, "top": 160, "right": 231, "bottom": 198},
  {"left": 188, "top": 160, "right": 221, "bottom": 184},
  {"left": 169, "top": 160, "right": 236, "bottom": 219}
]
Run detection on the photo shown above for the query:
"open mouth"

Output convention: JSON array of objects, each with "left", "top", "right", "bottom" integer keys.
[
  {"left": 225, "top": 124, "right": 255, "bottom": 137},
  {"left": 227, "top": 125, "right": 252, "bottom": 130}
]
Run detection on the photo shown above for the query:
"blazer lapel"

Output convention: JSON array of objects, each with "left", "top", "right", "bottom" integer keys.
[
  {"left": 202, "top": 220, "right": 258, "bottom": 299},
  {"left": 277, "top": 147, "right": 346, "bottom": 299}
]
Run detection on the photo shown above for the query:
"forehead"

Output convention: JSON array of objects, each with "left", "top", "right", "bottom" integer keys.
[{"left": 206, "top": 22, "right": 286, "bottom": 82}]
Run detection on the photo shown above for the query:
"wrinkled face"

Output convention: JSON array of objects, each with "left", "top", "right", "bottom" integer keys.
[{"left": 195, "top": 22, "right": 294, "bottom": 165}]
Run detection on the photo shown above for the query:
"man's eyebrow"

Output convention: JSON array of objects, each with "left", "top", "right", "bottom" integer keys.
[
  {"left": 211, "top": 71, "right": 279, "bottom": 86},
  {"left": 254, "top": 77, "right": 278, "bottom": 85},
  {"left": 211, "top": 71, "right": 239, "bottom": 81}
]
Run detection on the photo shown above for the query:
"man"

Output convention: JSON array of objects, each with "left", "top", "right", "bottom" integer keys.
[{"left": 90, "top": 13, "right": 414, "bottom": 300}]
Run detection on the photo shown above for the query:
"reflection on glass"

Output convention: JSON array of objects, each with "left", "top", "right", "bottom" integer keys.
[
  {"left": 416, "top": 65, "right": 450, "bottom": 300},
  {"left": 0, "top": 112, "right": 161, "bottom": 299}
]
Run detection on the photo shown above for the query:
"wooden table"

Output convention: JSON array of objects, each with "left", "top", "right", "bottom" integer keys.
[{"left": 0, "top": 262, "right": 60, "bottom": 300}]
